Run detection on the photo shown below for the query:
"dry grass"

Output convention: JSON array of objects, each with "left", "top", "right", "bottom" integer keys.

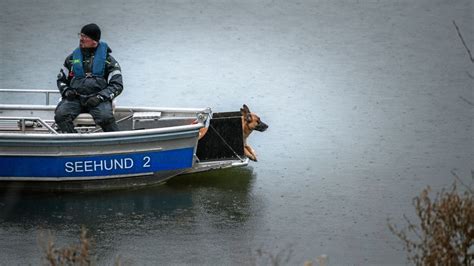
[
  {"left": 248, "top": 245, "right": 329, "bottom": 266},
  {"left": 388, "top": 172, "right": 474, "bottom": 265},
  {"left": 38, "top": 226, "right": 91, "bottom": 266}
]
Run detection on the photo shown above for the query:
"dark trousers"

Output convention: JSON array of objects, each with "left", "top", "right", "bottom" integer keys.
[{"left": 54, "top": 98, "right": 119, "bottom": 133}]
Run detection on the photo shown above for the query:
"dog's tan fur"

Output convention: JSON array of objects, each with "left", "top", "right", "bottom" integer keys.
[{"left": 240, "top": 104, "right": 268, "bottom": 162}]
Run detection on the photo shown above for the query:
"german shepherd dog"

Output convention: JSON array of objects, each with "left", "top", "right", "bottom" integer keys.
[{"left": 240, "top": 104, "right": 268, "bottom": 161}]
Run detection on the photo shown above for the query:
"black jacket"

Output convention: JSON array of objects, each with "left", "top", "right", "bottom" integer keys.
[{"left": 57, "top": 46, "right": 123, "bottom": 100}]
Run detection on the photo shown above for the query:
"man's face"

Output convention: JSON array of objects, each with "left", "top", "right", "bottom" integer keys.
[{"left": 79, "top": 33, "right": 98, "bottom": 48}]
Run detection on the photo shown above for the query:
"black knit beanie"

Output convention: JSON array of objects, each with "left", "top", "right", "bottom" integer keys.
[{"left": 81, "top": 23, "right": 101, "bottom": 42}]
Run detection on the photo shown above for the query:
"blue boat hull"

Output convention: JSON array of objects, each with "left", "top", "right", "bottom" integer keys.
[
  {"left": 0, "top": 147, "right": 194, "bottom": 180},
  {"left": 0, "top": 122, "right": 203, "bottom": 190}
]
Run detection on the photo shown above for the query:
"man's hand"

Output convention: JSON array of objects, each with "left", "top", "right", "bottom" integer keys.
[
  {"left": 64, "top": 89, "right": 77, "bottom": 101},
  {"left": 85, "top": 95, "right": 105, "bottom": 107}
]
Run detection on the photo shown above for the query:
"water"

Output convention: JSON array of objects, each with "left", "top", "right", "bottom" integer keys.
[{"left": 1, "top": 0, "right": 473, "bottom": 264}]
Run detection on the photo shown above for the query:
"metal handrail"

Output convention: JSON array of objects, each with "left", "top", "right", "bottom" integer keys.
[
  {"left": 0, "top": 116, "right": 58, "bottom": 135},
  {"left": 0, "top": 89, "right": 59, "bottom": 105}
]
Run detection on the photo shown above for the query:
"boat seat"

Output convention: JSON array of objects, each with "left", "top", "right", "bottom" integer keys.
[
  {"left": 73, "top": 113, "right": 96, "bottom": 126},
  {"left": 73, "top": 100, "right": 116, "bottom": 127},
  {"left": 73, "top": 113, "right": 98, "bottom": 133}
]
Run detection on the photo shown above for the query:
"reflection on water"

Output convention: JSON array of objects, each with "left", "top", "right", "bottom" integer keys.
[
  {"left": 0, "top": 167, "right": 256, "bottom": 226},
  {"left": 0, "top": 167, "right": 259, "bottom": 264}
]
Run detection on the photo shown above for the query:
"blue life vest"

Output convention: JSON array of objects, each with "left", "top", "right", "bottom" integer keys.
[{"left": 72, "top": 41, "right": 108, "bottom": 78}]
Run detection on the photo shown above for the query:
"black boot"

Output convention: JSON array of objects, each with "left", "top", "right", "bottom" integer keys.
[
  {"left": 56, "top": 121, "right": 77, "bottom": 133},
  {"left": 100, "top": 121, "right": 119, "bottom": 132}
]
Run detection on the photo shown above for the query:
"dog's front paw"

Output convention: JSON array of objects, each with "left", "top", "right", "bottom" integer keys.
[
  {"left": 244, "top": 146, "right": 258, "bottom": 162},
  {"left": 248, "top": 155, "right": 257, "bottom": 162}
]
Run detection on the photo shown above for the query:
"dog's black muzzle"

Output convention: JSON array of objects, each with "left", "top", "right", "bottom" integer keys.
[{"left": 255, "top": 121, "right": 268, "bottom": 132}]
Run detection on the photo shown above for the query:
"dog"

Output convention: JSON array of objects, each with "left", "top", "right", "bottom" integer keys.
[{"left": 240, "top": 104, "right": 268, "bottom": 161}]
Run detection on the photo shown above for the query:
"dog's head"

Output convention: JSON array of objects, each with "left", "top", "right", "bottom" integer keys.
[{"left": 240, "top": 104, "right": 268, "bottom": 134}]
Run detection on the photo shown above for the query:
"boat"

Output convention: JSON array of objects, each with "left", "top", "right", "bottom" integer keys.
[{"left": 0, "top": 89, "right": 249, "bottom": 191}]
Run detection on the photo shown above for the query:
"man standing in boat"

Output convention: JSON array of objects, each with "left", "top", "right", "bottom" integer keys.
[{"left": 54, "top": 23, "right": 123, "bottom": 133}]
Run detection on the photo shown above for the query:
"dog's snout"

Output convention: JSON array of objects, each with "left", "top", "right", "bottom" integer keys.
[{"left": 255, "top": 121, "right": 268, "bottom": 132}]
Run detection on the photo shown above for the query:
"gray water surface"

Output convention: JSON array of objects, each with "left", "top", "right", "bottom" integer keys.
[{"left": 1, "top": 0, "right": 473, "bottom": 265}]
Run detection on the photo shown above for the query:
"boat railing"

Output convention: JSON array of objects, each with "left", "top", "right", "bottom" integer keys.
[
  {"left": 0, "top": 89, "right": 212, "bottom": 134},
  {"left": 0, "top": 89, "right": 59, "bottom": 105},
  {"left": 0, "top": 116, "right": 58, "bottom": 134}
]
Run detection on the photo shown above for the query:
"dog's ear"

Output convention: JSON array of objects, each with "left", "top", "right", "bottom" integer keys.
[
  {"left": 241, "top": 104, "right": 249, "bottom": 116},
  {"left": 242, "top": 104, "right": 251, "bottom": 114}
]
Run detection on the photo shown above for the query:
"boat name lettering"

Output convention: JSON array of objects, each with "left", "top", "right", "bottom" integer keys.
[
  {"left": 64, "top": 157, "right": 137, "bottom": 173},
  {"left": 0, "top": 147, "right": 195, "bottom": 178},
  {"left": 143, "top": 156, "right": 151, "bottom": 168}
]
